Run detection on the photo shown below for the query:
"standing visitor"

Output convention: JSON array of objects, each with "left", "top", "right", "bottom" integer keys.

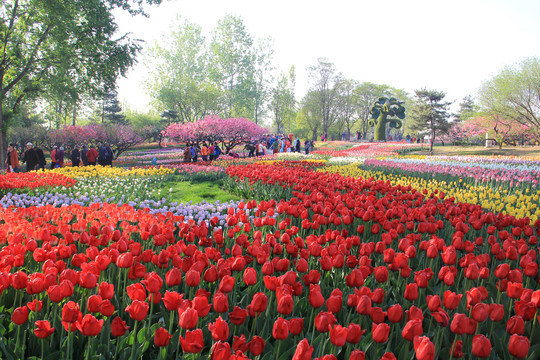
[
  {"left": 295, "top": 138, "right": 301, "bottom": 152},
  {"left": 81, "top": 145, "right": 89, "bottom": 166},
  {"left": 50, "top": 145, "right": 58, "bottom": 169},
  {"left": 98, "top": 144, "right": 108, "bottom": 166},
  {"left": 183, "top": 143, "right": 191, "bottom": 163},
  {"left": 87, "top": 145, "right": 98, "bottom": 166},
  {"left": 22, "top": 142, "right": 39, "bottom": 172},
  {"left": 56, "top": 146, "right": 65, "bottom": 168},
  {"left": 191, "top": 143, "right": 199, "bottom": 162},
  {"left": 272, "top": 138, "right": 280, "bottom": 154},
  {"left": 209, "top": 143, "right": 215, "bottom": 161},
  {"left": 106, "top": 144, "right": 114, "bottom": 166},
  {"left": 71, "top": 146, "right": 81, "bottom": 167},
  {"left": 34, "top": 145, "right": 46, "bottom": 170},
  {"left": 213, "top": 142, "right": 221, "bottom": 160},
  {"left": 6, "top": 144, "right": 20, "bottom": 172},
  {"left": 305, "top": 140, "right": 311, "bottom": 155},
  {"left": 201, "top": 142, "right": 208, "bottom": 162}
]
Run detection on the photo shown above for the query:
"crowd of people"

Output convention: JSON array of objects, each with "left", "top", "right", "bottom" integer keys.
[
  {"left": 180, "top": 135, "right": 316, "bottom": 163},
  {"left": 5, "top": 143, "right": 115, "bottom": 172}
]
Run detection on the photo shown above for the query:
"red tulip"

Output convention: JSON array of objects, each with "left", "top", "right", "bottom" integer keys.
[
  {"left": 346, "top": 323, "right": 365, "bottom": 344},
  {"left": 248, "top": 292, "right": 267, "bottom": 314},
  {"left": 309, "top": 284, "right": 325, "bottom": 308},
  {"left": 443, "top": 290, "right": 462, "bottom": 310},
  {"left": 402, "top": 319, "right": 423, "bottom": 341},
  {"left": 387, "top": 304, "right": 403, "bottom": 323},
  {"left": 229, "top": 306, "right": 249, "bottom": 325},
  {"left": 450, "top": 339, "right": 464, "bottom": 359},
  {"left": 116, "top": 252, "right": 134, "bottom": 268},
  {"left": 87, "top": 294, "right": 103, "bottom": 313},
  {"left": 12, "top": 306, "right": 29, "bottom": 325},
  {"left": 98, "top": 281, "right": 114, "bottom": 300},
  {"left": 272, "top": 317, "right": 289, "bottom": 340},
  {"left": 218, "top": 275, "right": 235, "bottom": 293},
  {"left": 488, "top": 303, "right": 505, "bottom": 321},
  {"left": 76, "top": 314, "right": 103, "bottom": 336},
  {"left": 243, "top": 267, "right": 257, "bottom": 286},
  {"left": 413, "top": 336, "right": 435, "bottom": 360},
  {"left": 142, "top": 272, "right": 163, "bottom": 293},
  {"left": 372, "top": 322, "right": 390, "bottom": 343},
  {"left": 165, "top": 267, "right": 182, "bottom": 286},
  {"left": 233, "top": 334, "right": 248, "bottom": 353},
  {"left": 99, "top": 300, "right": 115, "bottom": 317},
  {"left": 154, "top": 327, "right": 172, "bottom": 347},
  {"left": 192, "top": 294, "right": 212, "bottom": 318},
  {"left": 213, "top": 291, "right": 229, "bottom": 313},
  {"left": 180, "top": 329, "right": 204, "bottom": 353},
  {"left": 126, "top": 283, "right": 146, "bottom": 301},
  {"left": 34, "top": 320, "right": 55, "bottom": 338},
  {"left": 62, "top": 301, "right": 80, "bottom": 323},
  {"left": 208, "top": 316, "right": 229, "bottom": 341},
  {"left": 506, "top": 315, "right": 525, "bottom": 335},
  {"left": 508, "top": 334, "right": 530, "bottom": 359},
  {"left": 111, "top": 316, "right": 129, "bottom": 337},
  {"left": 314, "top": 311, "right": 337, "bottom": 333},
  {"left": 329, "top": 324, "right": 348, "bottom": 347},
  {"left": 349, "top": 349, "right": 365, "bottom": 360},
  {"left": 179, "top": 307, "right": 198, "bottom": 330},
  {"left": 292, "top": 339, "right": 314, "bottom": 360},
  {"left": 211, "top": 341, "right": 232, "bottom": 360},
  {"left": 471, "top": 303, "right": 489, "bottom": 322},
  {"left": 185, "top": 269, "right": 201, "bottom": 287},
  {"left": 404, "top": 283, "right": 418, "bottom": 301},
  {"left": 125, "top": 300, "right": 149, "bottom": 321},
  {"left": 248, "top": 336, "right": 265, "bottom": 356},
  {"left": 163, "top": 290, "right": 183, "bottom": 311},
  {"left": 472, "top": 334, "right": 491, "bottom": 358}
]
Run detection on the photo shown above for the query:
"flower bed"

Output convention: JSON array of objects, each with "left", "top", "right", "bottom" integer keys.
[{"left": 1, "top": 159, "right": 538, "bottom": 360}]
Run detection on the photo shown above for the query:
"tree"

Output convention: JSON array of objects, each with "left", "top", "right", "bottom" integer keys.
[
  {"left": 478, "top": 57, "right": 540, "bottom": 135},
  {"left": 307, "top": 58, "right": 342, "bottom": 136},
  {"left": 0, "top": 0, "right": 162, "bottom": 167},
  {"left": 164, "top": 116, "right": 268, "bottom": 154},
  {"left": 270, "top": 67, "right": 296, "bottom": 134},
  {"left": 102, "top": 90, "right": 127, "bottom": 125},
  {"left": 298, "top": 91, "right": 323, "bottom": 141},
  {"left": 209, "top": 15, "right": 256, "bottom": 118},
  {"left": 334, "top": 79, "right": 358, "bottom": 140},
  {"left": 145, "top": 18, "right": 223, "bottom": 123},
  {"left": 409, "top": 89, "right": 452, "bottom": 153},
  {"left": 455, "top": 95, "right": 477, "bottom": 123}
]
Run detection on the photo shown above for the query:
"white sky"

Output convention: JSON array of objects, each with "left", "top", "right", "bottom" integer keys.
[{"left": 115, "top": 0, "right": 540, "bottom": 115}]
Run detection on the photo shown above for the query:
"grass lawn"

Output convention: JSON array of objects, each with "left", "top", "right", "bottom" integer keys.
[
  {"left": 408, "top": 144, "right": 540, "bottom": 158},
  {"left": 163, "top": 179, "right": 242, "bottom": 204}
]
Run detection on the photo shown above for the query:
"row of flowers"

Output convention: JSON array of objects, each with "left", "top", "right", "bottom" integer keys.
[
  {"left": 319, "top": 163, "right": 540, "bottom": 223},
  {"left": 364, "top": 157, "right": 540, "bottom": 186}
]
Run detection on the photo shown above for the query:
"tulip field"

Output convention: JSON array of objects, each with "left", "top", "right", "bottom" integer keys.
[{"left": 0, "top": 142, "right": 539, "bottom": 360}]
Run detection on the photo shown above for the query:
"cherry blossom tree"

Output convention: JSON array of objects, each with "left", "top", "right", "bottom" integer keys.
[
  {"left": 50, "top": 124, "right": 143, "bottom": 157},
  {"left": 165, "top": 116, "right": 268, "bottom": 153}
]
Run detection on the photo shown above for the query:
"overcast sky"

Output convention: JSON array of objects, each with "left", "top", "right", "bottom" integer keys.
[{"left": 115, "top": 0, "right": 540, "bottom": 114}]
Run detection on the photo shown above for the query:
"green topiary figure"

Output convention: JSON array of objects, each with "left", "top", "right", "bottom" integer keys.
[{"left": 368, "top": 97, "right": 406, "bottom": 141}]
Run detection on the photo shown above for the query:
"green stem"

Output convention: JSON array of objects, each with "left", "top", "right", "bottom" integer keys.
[{"left": 130, "top": 321, "right": 139, "bottom": 360}]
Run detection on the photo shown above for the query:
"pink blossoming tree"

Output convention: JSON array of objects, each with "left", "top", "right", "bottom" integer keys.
[{"left": 165, "top": 116, "right": 268, "bottom": 153}]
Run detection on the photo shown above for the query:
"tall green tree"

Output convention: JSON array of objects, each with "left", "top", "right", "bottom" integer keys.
[
  {"left": 299, "top": 90, "right": 323, "bottom": 140},
  {"left": 409, "top": 89, "right": 452, "bottom": 153},
  {"left": 334, "top": 79, "right": 358, "bottom": 139},
  {"left": 307, "top": 58, "right": 342, "bottom": 136},
  {"left": 0, "top": 0, "right": 161, "bottom": 166},
  {"left": 455, "top": 95, "right": 477, "bottom": 123},
  {"left": 209, "top": 15, "right": 255, "bottom": 118},
  {"left": 270, "top": 67, "right": 296, "bottom": 134},
  {"left": 145, "top": 18, "right": 222, "bottom": 123},
  {"left": 478, "top": 57, "right": 540, "bottom": 138}
]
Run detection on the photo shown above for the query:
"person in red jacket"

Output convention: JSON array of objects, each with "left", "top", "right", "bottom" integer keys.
[{"left": 86, "top": 145, "right": 99, "bottom": 166}]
